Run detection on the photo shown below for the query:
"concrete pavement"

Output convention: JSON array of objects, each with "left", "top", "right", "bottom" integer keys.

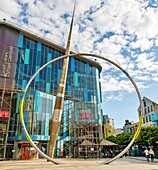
[
  {"left": 0, "top": 157, "right": 158, "bottom": 170},
  {"left": 127, "top": 156, "right": 158, "bottom": 163}
]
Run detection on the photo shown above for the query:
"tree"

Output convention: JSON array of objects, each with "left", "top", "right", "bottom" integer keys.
[
  {"left": 135, "top": 126, "right": 158, "bottom": 146},
  {"left": 106, "top": 135, "right": 116, "bottom": 143},
  {"left": 106, "top": 133, "right": 134, "bottom": 145},
  {"left": 107, "top": 126, "right": 158, "bottom": 147},
  {"left": 115, "top": 133, "right": 134, "bottom": 145}
]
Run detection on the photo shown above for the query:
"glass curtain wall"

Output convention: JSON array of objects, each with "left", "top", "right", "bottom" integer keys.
[{"left": 1, "top": 27, "right": 102, "bottom": 142}]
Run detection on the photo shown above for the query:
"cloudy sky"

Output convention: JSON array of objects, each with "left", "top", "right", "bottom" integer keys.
[{"left": 0, "top": 0, "right": 158, "bottom": 127}]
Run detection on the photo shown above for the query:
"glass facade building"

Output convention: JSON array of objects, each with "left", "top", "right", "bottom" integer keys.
[{"left": 0, "top": 21, "right": 103, "bottom": 159}]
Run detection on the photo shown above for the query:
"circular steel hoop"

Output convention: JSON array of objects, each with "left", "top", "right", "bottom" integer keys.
[{"left": 19, "top": 53, "right": 143, "bottom": 164}]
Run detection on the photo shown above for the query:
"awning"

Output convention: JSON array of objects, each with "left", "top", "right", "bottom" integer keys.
[
  {"left": 100, "top": 139, "right": 118, "bottom": 146},
  {"left": 80, "top": 139, "right": 95, "bottom": 146}
]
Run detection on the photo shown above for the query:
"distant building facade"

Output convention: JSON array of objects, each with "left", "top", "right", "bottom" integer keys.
[
  {"left": 102, "top": 115, "right": 114, "bottom": 127},
  {"left": 123, "top": 120, "right": 138, "bottom": 133},
  {"left": 102, "top": 115, "right": 114, "bottom": 138},
  {"left": 138, "top": 97, "right": 158, "bottom": 127},
  {"left": 113, "top": 128, "right": 123, "bottom": 137}
]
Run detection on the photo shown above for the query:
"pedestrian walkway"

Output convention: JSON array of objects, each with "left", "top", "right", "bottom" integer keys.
[
  {"left": 0, "top": 158, "right": 158, "bottom": 170},
  {"left": 127, "top": 156, "right": 158, "bottom": 163}
]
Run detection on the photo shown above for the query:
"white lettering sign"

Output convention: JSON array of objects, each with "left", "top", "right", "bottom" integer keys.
[{"left": 1, "top": 46, "right": 13, "bottom": 78}]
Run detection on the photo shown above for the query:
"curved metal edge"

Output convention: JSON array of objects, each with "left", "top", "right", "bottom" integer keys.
[
  {"left": 103, "top": 115, "right": 143, "bottom": 164},
  {"left": 19, "top": 53, "right": 143, "bottom": 165},
  {"left": 19, "top": 56, "right": 68, "bottom": 164}
]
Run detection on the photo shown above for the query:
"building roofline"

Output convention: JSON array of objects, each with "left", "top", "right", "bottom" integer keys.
[
  {"left": 0, "top": 20, "right": 102, "bottom": 70},
  {"left": 137, "top": 96, "right": 158, "bottom": 110},
  {"left": 143, "top": 96, "right": 158, "bottom": 105}
]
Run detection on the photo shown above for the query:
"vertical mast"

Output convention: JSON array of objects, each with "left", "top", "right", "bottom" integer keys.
[{"left": 48, "top": 1, "right": 76, "bottom": 158}]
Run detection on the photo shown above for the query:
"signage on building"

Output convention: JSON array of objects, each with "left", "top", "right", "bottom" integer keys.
[
  {"left": 81, "top": 112, "right": 92, "bottom": 119},
  {"left": 0, "top": 28, "right": 18, "bottom": 89},
  {"left": 0, "top": 111, "right": 9, "bottom": 118},
  {"left": 81, "top": 109, "right": 93, "bottom": 119},
  {"left": 1, "top": 46, "right": 13, "bottom": 78}
]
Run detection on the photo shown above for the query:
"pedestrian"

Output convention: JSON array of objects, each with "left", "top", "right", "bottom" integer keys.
[
  {"left": 149, "top": 148, "right": 154, "bottom": 162},
  {"left": 144, "top": 147, "right": 149, "bottom": 162}
]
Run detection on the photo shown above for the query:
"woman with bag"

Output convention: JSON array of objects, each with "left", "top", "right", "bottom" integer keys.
[{"left": 149, "top": 148, "right": 154, "bottom": 162}]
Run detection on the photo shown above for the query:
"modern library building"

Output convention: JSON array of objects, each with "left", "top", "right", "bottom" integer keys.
[{"left": 0, "top": 20, "right": 103, "bottom": 160}]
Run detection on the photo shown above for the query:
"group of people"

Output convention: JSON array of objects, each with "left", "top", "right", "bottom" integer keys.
[{"left": 144, "top": 147, "right": 154, "bottom": 162}]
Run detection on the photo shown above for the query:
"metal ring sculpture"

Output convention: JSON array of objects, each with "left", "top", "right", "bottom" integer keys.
[{"left": 19, "top": 53, "right": 143, "bottom": 165}]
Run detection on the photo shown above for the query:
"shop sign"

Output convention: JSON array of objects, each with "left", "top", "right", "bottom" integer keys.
[
  {"left": 0, "top": 111, "right": 9, "bottom": 118},
  {"left": 1, "top": 46, "right": 13, "bottom": 78}
]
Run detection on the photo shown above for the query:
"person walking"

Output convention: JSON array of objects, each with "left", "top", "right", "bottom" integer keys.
[
  {"left": 144, "top": 148, "right": 150, "bottom": 162},
  {"left": 149, "top": 148, "right": 154, "bottom": 162}
]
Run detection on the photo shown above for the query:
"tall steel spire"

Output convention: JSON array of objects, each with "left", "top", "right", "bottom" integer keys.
[{"left": 48, "top": 1, "right": 76, "bottom": 158}]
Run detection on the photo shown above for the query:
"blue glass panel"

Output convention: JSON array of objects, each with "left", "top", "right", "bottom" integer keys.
[
  {"left": 18, "top": 34, "right": 23, "bottom": 48},
  {"left": 41, "top": 113, "right": 45, "bottom": 135},
  {"left": 86, "top": 63, "right": 90, "bottom": 74},
  {"left": 35, "top": 66, "right": 40, "bottom": 81},
  {"left": 57, "top": 69, "right": 61, "bottom": 84},
  {"left": 63, "top": 101, "right": 67, "bottom": 138},
  {"left": 37, "top": 42, "right": 41, "bottom": 51},
  {"left": 71, "top": 57, "right": 74, "bottom": 72},
  {"left": 46, "top": 83, "right": 50, "bottom": 93},
  {"left": 74, "top": 72, "right": 78, "bottom": 86},
  {"left": 99, "top": 82, "right": 102, "bottom": 103},
  {"left": 152, "top": 113, "right": 158, "bottom": 121},
  {"left": 16, "top": 94, "right": 20, "bottom": 113},
  {"left": 22, "top": 79, "right": 27, "bottom": 90},
  {"left": 96, "top": 68, "right": 100, "bottom": 104},
  {"left": 11, "top": 113, "right": 15, "bottom": 136},
  {"left": 45, "top": 113, "right": 49, "bottom": 135},
  {"left": 46, "top": 67, "right": 51, "bottom": 82},
  {"left": 47, "top": 53, "right": 52, "bottom": 68},
  {"left": 68, "top": 85, "right": 71, "bottom": 95},
  {"left": 36, "top": 51, "right": 41, "bottom": 66},
  {"left": 35, "top": 92, "right": 40, "bottom": 112},
  {"left": 24, "top": 49, "right": 30, "bottom": 64},
  {"left": 84, "top": 87, "right": 88, "bottom": 101}
]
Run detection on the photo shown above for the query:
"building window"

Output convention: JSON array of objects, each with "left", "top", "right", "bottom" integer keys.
[
  {"left": 146, "top": 116, "right": 148, "bottom": 122},
  {"left": 144, "top": 108, "right": 147, "bottom": 114},
  {"left": 143, "top": 100, "right": 146, "bottom": 107},
  {"left": 151, "top": 105, "right": 153, "bottom": 112},
  {"left": 149, "top": 115, "right": 151, "bottom": 121},
  {"left": 143, "top": 118, "right": 145, "bottom": 123},
  {"left": 148, "top": 107, "right": 150, "bottom": 113}
]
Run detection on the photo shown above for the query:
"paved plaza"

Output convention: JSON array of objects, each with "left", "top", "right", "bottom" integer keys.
[{"left": 0, "top": 157, "right": 158, "bottom": 170}]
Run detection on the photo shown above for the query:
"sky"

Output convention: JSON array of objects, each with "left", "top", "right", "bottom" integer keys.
[{"left": 0, "top": 0, "right": 158, "bottom": 128}]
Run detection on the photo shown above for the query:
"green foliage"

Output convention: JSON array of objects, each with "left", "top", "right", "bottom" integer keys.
[
  {"left": 135, "top": 126, "right": 158, "bottom": 145},
  {"left": 106, "top": 135, "right": 116, "bottom": 143},
  {"left": 106, "top": 126, "right": 158, "bottom": 146},
  {"left": 115, "top": 133, "right": 134, "bottom": 145},
  {"left": 106, "top": 133, "right": 134, "bottom": 145}
]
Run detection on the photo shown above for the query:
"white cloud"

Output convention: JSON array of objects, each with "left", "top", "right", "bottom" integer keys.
[
  {"left": 0, "top": 0, "right": 21, "bottom": 19},
  {"left": 0, "top": 0, "right": 158, "bottom": 102},
  {"left": 136, "top": 53, "right": 155, "bottom": 70},
  {"left": 104, "top": 93, "right": 124, "bottom": 102},
  {"left": 130, "top": 38, "right": 154, "bottom": 51},
  {"left": 154, "top": 38, "right": 158, "bottom": 47},
  {"left": 96, "top": 38, "right": 122, "bottom": 56},
  {"left": 152, "top": 77, "right": 158, "bottom": 81},
  {"left": 101, "top": 75, "right": 134, "bottom": 93}
]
